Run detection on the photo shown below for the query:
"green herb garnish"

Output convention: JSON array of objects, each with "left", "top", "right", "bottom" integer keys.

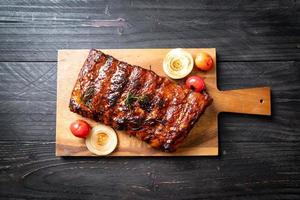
[
  {"left": 125, "top": 93, "right": 150, "bottom": 109},
  {"left": 125, "top": 93, "right": 137, "bottom": 108}
]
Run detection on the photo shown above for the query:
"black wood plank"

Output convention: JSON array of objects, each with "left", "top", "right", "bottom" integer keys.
[
  {"left": 1, "top": 1, "right": 300, "bottom": 199},
  {"left": 0, "top": 141, "right": 299, "bottom": 200},
  {"left": 0, "top": 0, "right": 299, "bottom": 62},
  {"left": 218, "top": 61, "right": 300, "bottom": 144}
]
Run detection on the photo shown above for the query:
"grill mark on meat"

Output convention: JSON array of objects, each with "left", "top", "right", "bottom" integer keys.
[
  {"left": 102, "top": 61, "right": 132, "bottom": 125},
  {"left": 69, "top": 49, "right": 213, "bottom": 152},
  {"left": 126, "top": 71, "right": 161, "bottom": 140},
  {"left": 69, "top": 50, "right": 107, "bottom": 118},
  {"left": 179, "top": 92, "right": 208, "bottom": 132},
  {"left": 107, "top": 62, "right": 130, "bottom": 107},
  {"left": 90, "top": 55, "right": 116, "bottom": 117},
  {"left": 175, "top": 92, "right": 212, "bottom": 148},
  {"left": 150, "top": 84, "right": 191, "bottom": 151},
  {"left": 95, "top": 58, "right": 120, "bottom": 123},
  {"left": 130, "top": 78, "right": 181, "bottom": 145},
  {"left": 167, "top": 94, "right": 203, "bottom": 149},
  {"left": 127, "top": 75, "right": 165, "bottom": 142},
  {"left": 124, "top": 67, "right": 149, "bottom": 131},
  {"left": 79, "top": 52, "right": 105, "bottom": 97},
  {"left": 145, "top": 79, "right": 171, "bottom": 123},
  {"left": 110, "top": 66, "right": 142, "bottom": 130},
  {"left": 163, "top": 91, "right": 196, "bottom": 151}
]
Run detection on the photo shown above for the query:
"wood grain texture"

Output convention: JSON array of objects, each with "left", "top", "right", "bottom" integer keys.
[
  {"left": 56, "top": 49, "right": 270, "bottom": 156},
  {"left": 0, "top": 141, "right": 299, "bottom": 200},
  {"left": 0, "top": 0, "right": 300, "bottom": 199},
  {"left": 56, "top": 48, "right": 219, "bottom": 156},
  {"left": 0, "top": 0, "right": 299, "bottom": 62}
]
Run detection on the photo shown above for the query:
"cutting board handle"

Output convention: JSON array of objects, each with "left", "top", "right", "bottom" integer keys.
[{"left": 217, "top": 87, "right": 271, "bottom": 115}]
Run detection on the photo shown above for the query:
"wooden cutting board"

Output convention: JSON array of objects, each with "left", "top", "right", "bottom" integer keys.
[{"left": 56, "top": 48, "right": 271, "bottom": 156}]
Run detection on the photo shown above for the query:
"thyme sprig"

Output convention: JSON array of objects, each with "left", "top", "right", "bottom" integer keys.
[{"left": 125, "top": 93, "right": 149, "bottom": 109}]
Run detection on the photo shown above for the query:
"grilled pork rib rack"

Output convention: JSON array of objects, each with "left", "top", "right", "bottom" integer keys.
[{"left": 69, "top": 49, "right": 213, "bottom": 152}]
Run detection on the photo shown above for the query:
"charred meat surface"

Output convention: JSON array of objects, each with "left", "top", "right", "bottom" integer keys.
[{"left": 69, "top": 49, "right": 213, "bottom": 152}]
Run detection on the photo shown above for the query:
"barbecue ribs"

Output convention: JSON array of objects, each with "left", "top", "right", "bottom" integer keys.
[{"left": 69, "top": 49, "right": 213, "bottom": 152}]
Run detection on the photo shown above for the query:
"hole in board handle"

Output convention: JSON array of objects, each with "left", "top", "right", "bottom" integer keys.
[{"left": 260, "top": 99, "right": 264, "bottom": 104}]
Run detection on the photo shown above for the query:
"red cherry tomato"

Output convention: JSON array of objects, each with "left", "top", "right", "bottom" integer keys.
[
  {"left": 195, "top": 52, "right": 214, "bottom": 71},
  {"left": 186, "top": 75, "right": 206, "bottom": 92},
  {"left": 70, "top": 120, "right": 91, "bottom": 138}
]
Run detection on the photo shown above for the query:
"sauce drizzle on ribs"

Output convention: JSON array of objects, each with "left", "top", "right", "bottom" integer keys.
[{"left": 69, "top": 49, "right": 213, "bottom": 152}]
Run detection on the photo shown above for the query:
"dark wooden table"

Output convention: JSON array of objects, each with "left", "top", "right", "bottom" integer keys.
[{"left": 1, "top": 1, "right": 299, "bottom": 199}]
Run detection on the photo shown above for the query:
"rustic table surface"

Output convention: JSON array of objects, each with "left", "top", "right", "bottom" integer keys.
[{"left": 0, "top": 1, "right": 299, "bottom": 199}]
